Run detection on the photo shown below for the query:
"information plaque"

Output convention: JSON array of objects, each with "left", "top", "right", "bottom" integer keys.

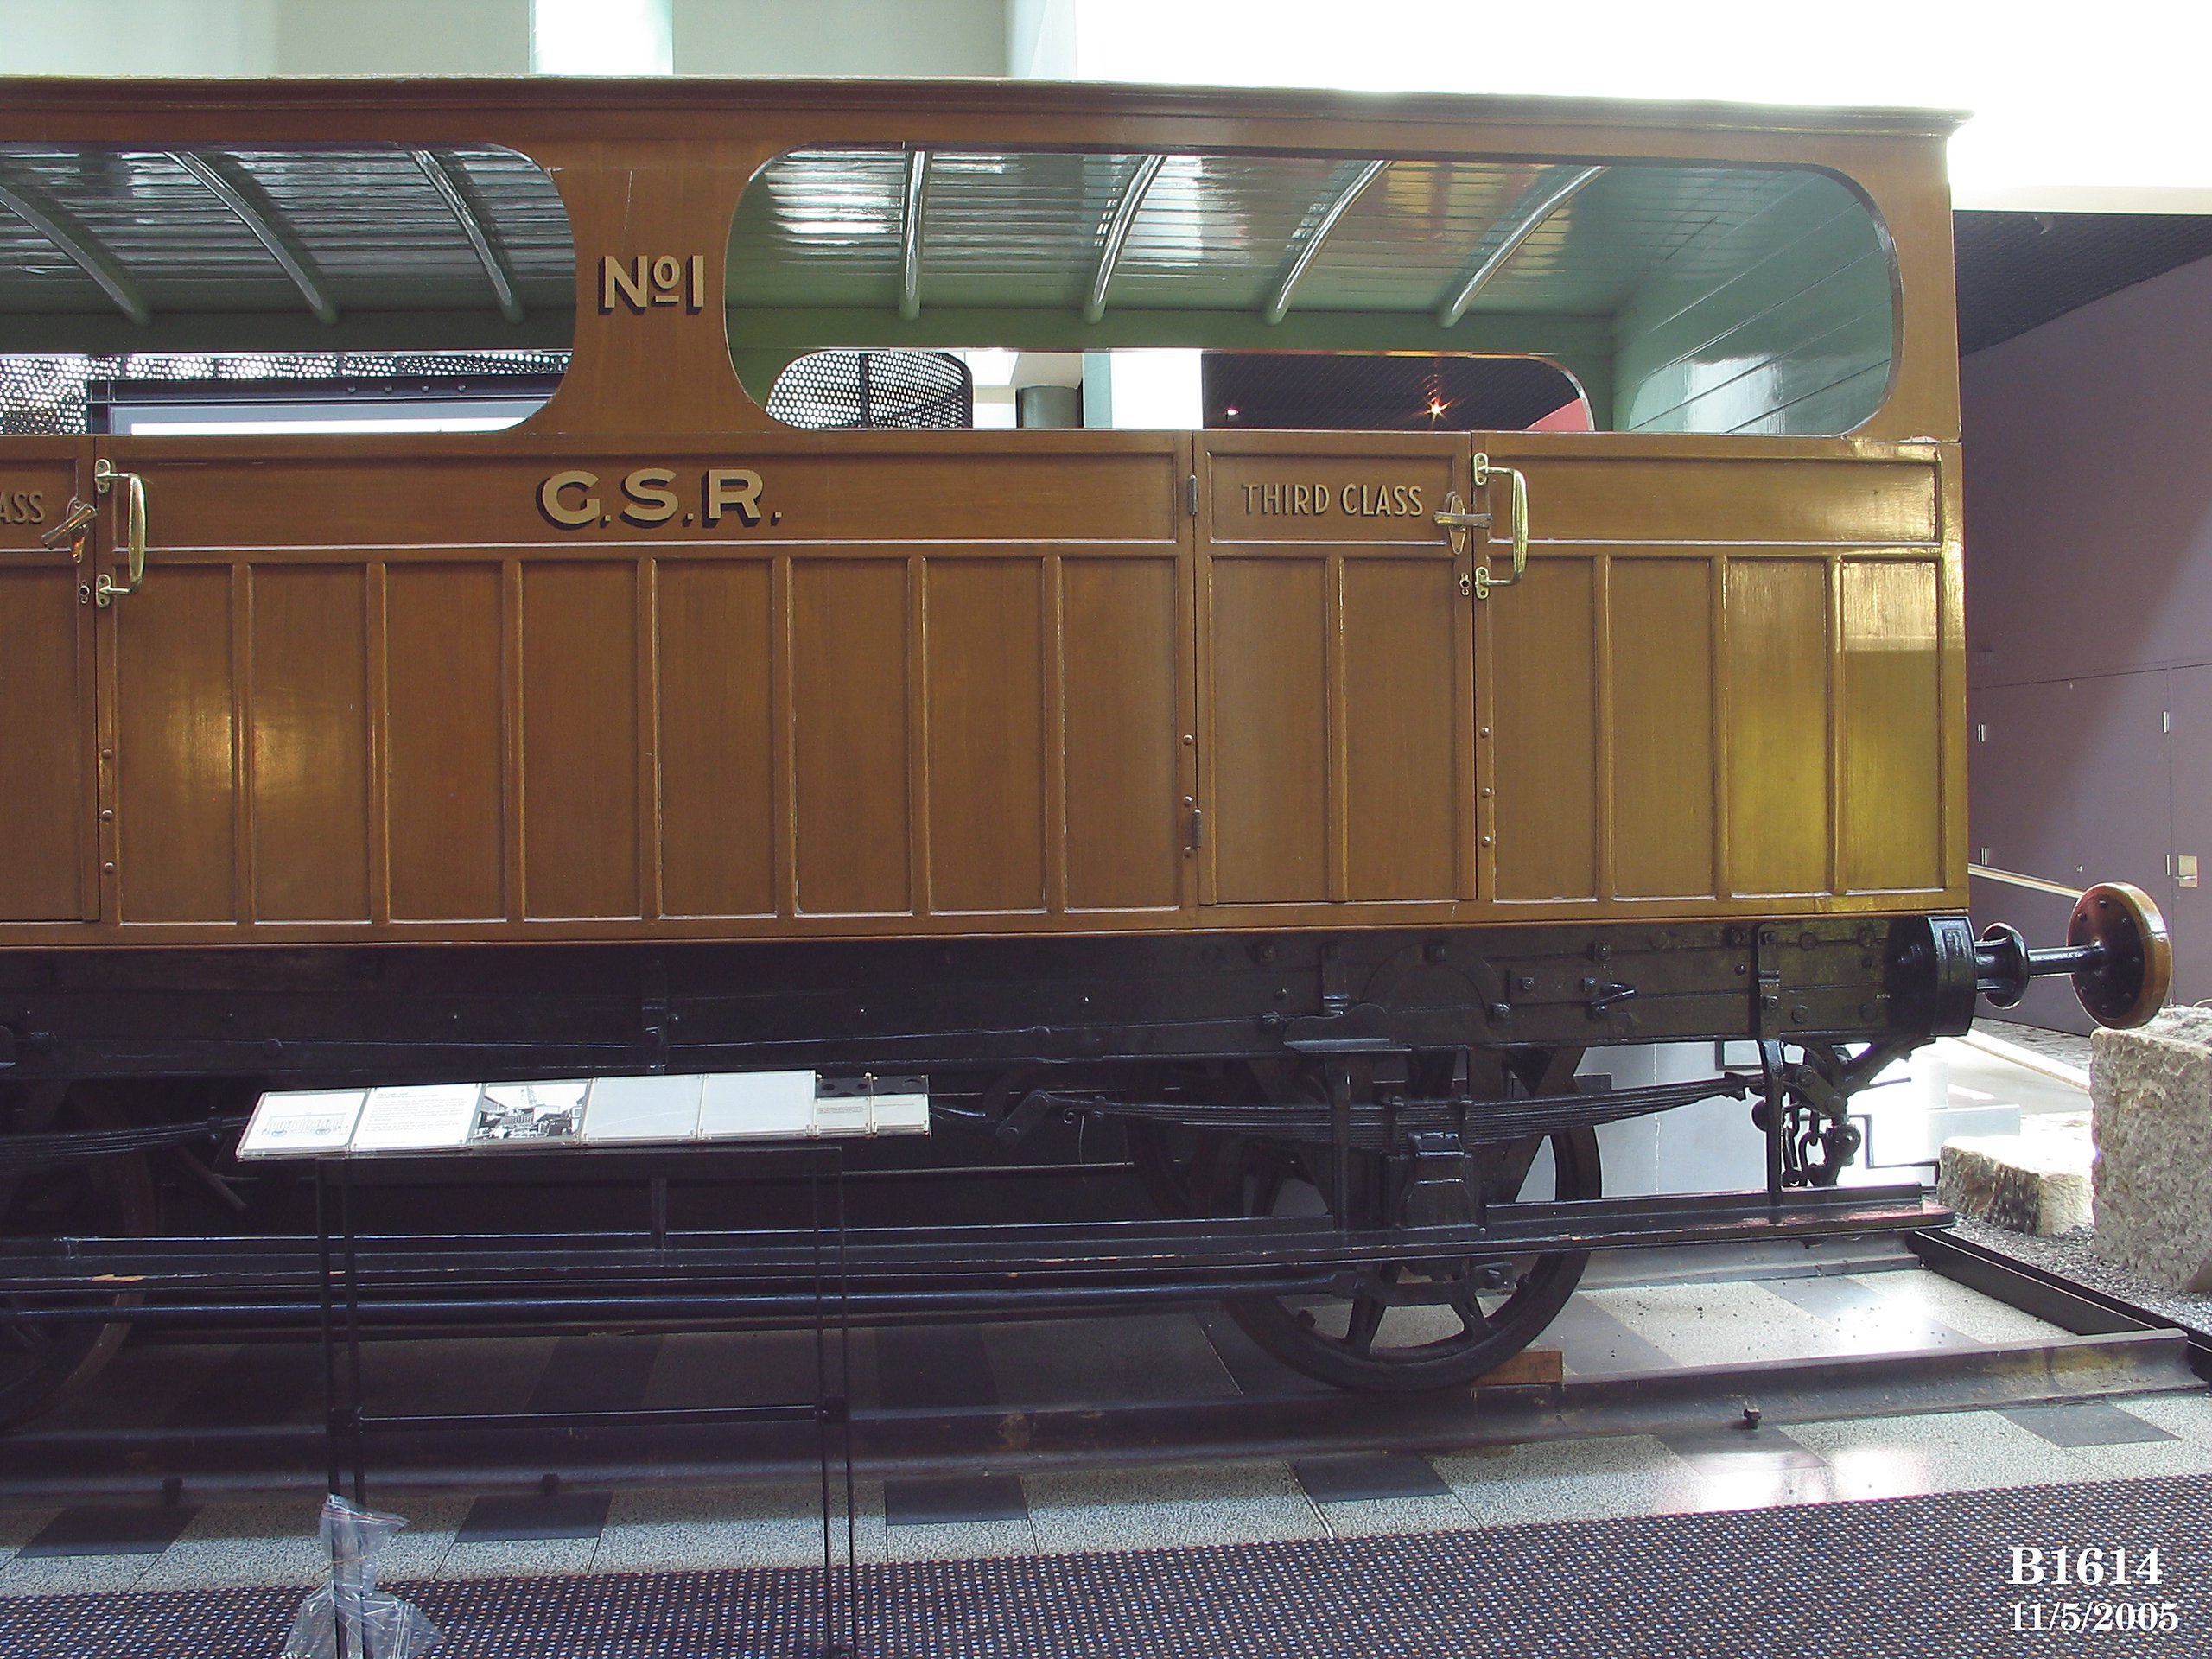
[{"left": 237, "top": 1071, "right": 930, "bottom": 1160}]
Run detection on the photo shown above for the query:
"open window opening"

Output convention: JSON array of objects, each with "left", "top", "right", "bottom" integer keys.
[
  {"left": 0, "top": 143, "right": 574, "bottom": 435},
  {"left": 731, "top": 149, "right": 1894, "bottom": 436}
]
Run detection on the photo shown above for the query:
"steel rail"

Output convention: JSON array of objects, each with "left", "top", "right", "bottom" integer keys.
[
  {"left": 1262, "top": 158, "right": 1389, "bottom": 325},
  {"left": 0, "top": 1185, "right": 1944, "bottom": 1302},
  {"left": 0, "top": 167, "right": 151, "bottom": 326},
  {"left": 171, "top": 151, "right": 339, "bottom": 327},
  {"left": 1910, "top": 1227, "right": 2212, "bottom": 1381},
  {"left": 1083, "top": 152, "right": 1166, "bottom": 324},
  {"left": 410, "top": 149, "right": 524, "bottom": 324},
  {"left": 1435, "top": 163, "right": 1606, "bottom": 327}
]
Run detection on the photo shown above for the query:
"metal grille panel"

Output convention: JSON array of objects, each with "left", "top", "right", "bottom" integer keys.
[
  {"left": 766, "top": 349, "right": 971, "bottom": 429},
  {"left": 0, "top": 349, "right": 569, "bottom": 435}
]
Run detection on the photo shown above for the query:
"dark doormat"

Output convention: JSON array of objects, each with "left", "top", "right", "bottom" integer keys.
[{"left": 3, "top": 1472, "right": 2205, "bottom": 1657}]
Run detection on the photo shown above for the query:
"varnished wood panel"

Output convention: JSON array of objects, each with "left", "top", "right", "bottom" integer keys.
[
  {"left": 792, "top": 559, "right": 910, "bottom": 915},
  {"left": 1063, "top": 557, "right": 1181, "bottom": 912},
  {"left": 925, "top": 559, "right": 1046, "bottom": 914},
  {"left": 1842, "top": 559, "right": 1942, "bottom": 892},
  {"left": 1514, "top": 458, "right": 1938, "bottom": 545},
  {"left": 1609, "top": 558, "right": 1715, "bottom": 899},
  {"left": 124, "top": 447, "right": 1179, "bottom": 551},
  {"left": 250, "top": 566, "right": 370, "bottom": 922},
  {"left": 1491, "top": 560, "right": 1598, "bottom": 901},
  {"left": 1726, "top": 559, "right": 1831, "bottom": 894},
  {"left": 115, "top": 566, "right": 235, "bottom": 923},
  {"left": 656, "top": 560, "right": 775, "bottom": 918},
  {"left": 0, "top": 569, "right": 88, "bottom": 920},
  {"left": 1210, "top": 558, "right": 1328, "bottom": 904},
  {"left": 522, "top": 563, "right": 640, "bottom": 918},
  {"left": 1343, "top": 559, "right": 1458, "bottom": 900},
  {"left": 385, "top": 565, "right": 505, "bottom": 920}
]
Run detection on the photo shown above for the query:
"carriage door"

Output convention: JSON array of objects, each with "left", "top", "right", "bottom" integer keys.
[
  {"left": 1196, "top": 434, "right": 1478, "bottom": 912},
  {"left": 0, "top": 441, "right": 100, "bottom": 924}
]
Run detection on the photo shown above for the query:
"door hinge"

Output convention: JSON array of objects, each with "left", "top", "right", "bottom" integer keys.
[
  {"left": 1186, "top": 474, "right": 1199, "bottom": 517},
  {"left": 1183, "top": 797, "right": 1204, "bottom": 853}
]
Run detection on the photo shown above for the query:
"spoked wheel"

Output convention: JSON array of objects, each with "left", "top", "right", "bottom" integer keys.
[
  {"left": 0, "top": 1090, "right": 156, "bottom": 1429},
  {"left": 1162, "top": 1122, "right": 1601, "bottom": 1393}
]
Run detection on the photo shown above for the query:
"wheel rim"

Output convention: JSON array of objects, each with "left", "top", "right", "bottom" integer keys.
[
  {"left": 0, "top": 1100, "right": 156, "bottom": 1428},
  {"left": 1175, "top": 1124, "right": 1599, "bottom": 1392}
]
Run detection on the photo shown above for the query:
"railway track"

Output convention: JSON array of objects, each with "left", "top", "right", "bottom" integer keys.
[{"left": 3, "top": 1236, "right": 2201, "bottom": 1508}]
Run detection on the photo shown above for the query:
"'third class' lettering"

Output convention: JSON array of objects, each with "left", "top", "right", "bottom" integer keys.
[
  {"left": 0, "top": 488, "right": 46, "bottom": 526},
  {"left": 1241, "top": 481, "right": 1425, "bottom": 517}
]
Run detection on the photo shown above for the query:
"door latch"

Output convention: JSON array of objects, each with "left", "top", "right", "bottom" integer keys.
[{"left": 38, "top": 498, "right": 96, "bottom": 563}]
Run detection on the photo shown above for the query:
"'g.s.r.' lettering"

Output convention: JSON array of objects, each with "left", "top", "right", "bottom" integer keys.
[{"left": 537, "top": 467, "right": 772, "bottom": 530}]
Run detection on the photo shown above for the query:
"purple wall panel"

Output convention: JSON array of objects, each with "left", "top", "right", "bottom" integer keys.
[
  {"left": 1961, "top": 251, "right": 2212, "bottom": 1014},
  {"left": 1964, "top": 251, "right": 2212, "bottom": 690}
]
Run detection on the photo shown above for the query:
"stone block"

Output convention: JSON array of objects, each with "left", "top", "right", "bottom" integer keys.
[
  {"left": 1937, "top": 1115, "right": 2094, "bottom": 1236},
  {"left": 2092, "top": 1007, "right": 2212, "bottom": 1291}
]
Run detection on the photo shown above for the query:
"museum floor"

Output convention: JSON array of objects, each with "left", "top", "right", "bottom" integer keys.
[{"left": 1, "top": 1035, "right": 2204, "bottom": 1656}]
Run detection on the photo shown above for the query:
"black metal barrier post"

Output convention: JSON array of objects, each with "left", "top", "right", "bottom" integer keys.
[{"left": 311, "top": 1143, "right": 858, "bottom": 1658}]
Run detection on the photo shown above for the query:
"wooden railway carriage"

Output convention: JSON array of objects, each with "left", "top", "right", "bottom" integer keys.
[{"left": 0, "top": 77, "right": 2169, "bottom": 1413}]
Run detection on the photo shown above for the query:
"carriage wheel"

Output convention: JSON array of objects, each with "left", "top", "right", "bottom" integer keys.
[
  {"left": 0, "top": 1094, "right": 157, "bottom": 1429},
  {"left": 1178, "top": 1124, "right": 1600, "bottom": 1393}
]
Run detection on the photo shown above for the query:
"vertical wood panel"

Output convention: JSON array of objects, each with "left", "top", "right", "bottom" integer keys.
[
  {"left": 1343, "top": 558, "right": 1457, "bottom": 900},
  {"left": 0, "top": 570, "right": 90, "bottom": 920},
  {"left": 792, "top": 559, "right": 910, "bottom": 915},
  {"left": 1064, "top": 557, "right": 1180, "bottom": 911},
  {"left": 1491, "top": 560, "right": 1598, "bottom": 901},
  {"left": 657, "top": 560, "right": 775, "bottom": 918},
  {"left": 385, "top": 565, "right": 504, "bottom": 920},
  {"left": 1210, "top": 558, "right": 1328, "bottom": 904},
  {"left": 1610, "top": 558, "right": 1716, "bottom": 898},
  {"left": 1726, "top": 558, "right": 1831, "bottom": 894},
  {"left": 251, "top": 566, "right": 370, "bottom": 921},
  {"left": 1842, "top": 559, "right": 1942, "bottom": 891},
  {"left": 522, "top": 563, "right": 640, "bottom": 918},
  {"left": 115, "top": 566, "right": 236, "bottom": 923},
  {"left": 925, "top": 558, "right": 1046, "bottom": 913}
]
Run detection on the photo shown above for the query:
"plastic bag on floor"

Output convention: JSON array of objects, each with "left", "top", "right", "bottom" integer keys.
[{"left": 280, "top": 1495, "right": 441, "bottom": 1659}]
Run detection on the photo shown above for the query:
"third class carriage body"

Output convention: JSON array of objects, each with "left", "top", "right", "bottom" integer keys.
[{"left": 0, "top": 76, "right": 2167, "bottom": 1402}]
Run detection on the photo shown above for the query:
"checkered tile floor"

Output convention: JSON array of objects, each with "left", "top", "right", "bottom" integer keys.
[{"left": 2, "top": 1249, "right": 2207, "bottom": 1603}]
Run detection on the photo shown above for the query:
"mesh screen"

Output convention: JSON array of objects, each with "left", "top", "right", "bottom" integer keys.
[
  {"left": 767, "top": 350, "right": 971, "bottom": 429},
  {"left": 0, "top": 350, "right": 570, "bottom": 435}
]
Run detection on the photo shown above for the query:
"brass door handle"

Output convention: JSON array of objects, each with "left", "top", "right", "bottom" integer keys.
[
  {"left": 1438, "top": 454, "right": 1529, "bottom": 600},
  {"left": 90, "top": 458, "right": 145, "bottom": 608}
]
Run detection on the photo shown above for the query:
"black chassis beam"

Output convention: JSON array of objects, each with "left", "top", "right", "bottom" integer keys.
[{"left": 0, "top": 916, "right": 1974, "bottom": 1095}]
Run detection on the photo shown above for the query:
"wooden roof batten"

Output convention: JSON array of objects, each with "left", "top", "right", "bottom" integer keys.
[
  {"left": 899, "top": 148, "right": 931, "bottom": 321},
  {"left": 170, "top": 150, "right": 339, "bottom": 327},
  {"left": 1435, "top": 163, "right": 1607, "bottom": 327},
  {"left": 0, "top": 165, "right": 152, "bottom": 327},
  {"left": 412, "top": 149, "right": 525, "bottom": 325},
  {"left": 1262, "top": 158, "right": 1389, "bottom": 326},
  {"left": 1083, "top": 152, "right": 1166, "bottom": 326}
]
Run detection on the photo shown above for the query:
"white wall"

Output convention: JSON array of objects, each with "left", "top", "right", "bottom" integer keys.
[
  {"left": 0, "top": 0, "right": 529, "bottom": 75},
  {"left": 675, "top": 0, "right": 1006, "bottom": 76},
  {"left": 0, "top": 0, "right": 278, "bottom": 74}
]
